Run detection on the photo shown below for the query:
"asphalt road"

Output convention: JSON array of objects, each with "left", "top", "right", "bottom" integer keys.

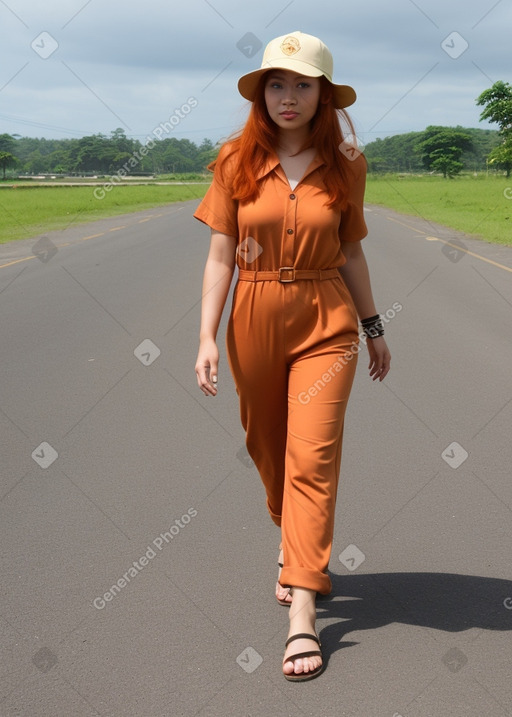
[{"left": 1, "top": 200, "right": 512, "bottom": 717}]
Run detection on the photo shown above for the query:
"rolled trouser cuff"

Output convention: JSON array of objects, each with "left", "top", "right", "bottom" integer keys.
[{"left": 279, "top": 566, "right": 332, "bottom": 595}]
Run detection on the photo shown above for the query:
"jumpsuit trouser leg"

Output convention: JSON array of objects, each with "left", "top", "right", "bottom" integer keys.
[{"left": 226, "top": 274, "right": 359, "bottom": 595}]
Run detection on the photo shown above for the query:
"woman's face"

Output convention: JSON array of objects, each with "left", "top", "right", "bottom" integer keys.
[{"left": 264, "top": 70, "right": 321, "bottom": 132}]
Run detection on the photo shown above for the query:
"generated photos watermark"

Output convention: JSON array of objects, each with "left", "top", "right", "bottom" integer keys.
[
  {"left": 236, "top": 646, "right": 263, "bottom": 673},
  {"left": 339, "top": 543, "right": 366, "bottom": 572},
  {"left": 236, "top": 236, "right": 264, "bottom": 263},
  {"left": 298, "top": 302, "right": 402, "bottom": 405},
  {"left": 339, "top": 134, "right": 365, "bottom": 161},
  {"left": 93, "top": 97, "right": 198, "bottom": 200},
  {"left": 31, "top": 31, "right": 59, "bottom": 60},
  {"left": 92, "top": 508, "right": 197, "bottom": 609},
  {"left": 32, "top": 442, "right": 59, "bottom": 469},
  {"left": 441, "top": 31, "right": 469, "bottom": 60},
  {"left": 441, "top": 441, "right": 468, "bottom": 469}
]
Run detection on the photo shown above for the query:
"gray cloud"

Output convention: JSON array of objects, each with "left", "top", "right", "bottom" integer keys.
[{"left": 0, "top": 0, "right": 509, "bottom": 142}]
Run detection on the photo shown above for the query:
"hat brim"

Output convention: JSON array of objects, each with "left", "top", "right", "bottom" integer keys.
[{"left": 238, "top": 61, "right": 356, "bottom": 109}]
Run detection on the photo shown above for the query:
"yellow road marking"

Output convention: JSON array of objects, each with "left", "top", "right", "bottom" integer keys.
[
  {"left": 387, "top": 216, "right": 427, "bottom": 235},
  {"left": 0, "top": 256, "right": 36, "bottom": 269},
  {"left": 81, "top": 232, "right": 105, "bottom": 240},
  {"left": 0, "top": 217, "right": 141, "bottom": 270},
  {"left": 433, "top": 238, "right": 512, "bottom": 273},
  {"left": 385, "top": 216, "right": 512, "bottom": 273}
]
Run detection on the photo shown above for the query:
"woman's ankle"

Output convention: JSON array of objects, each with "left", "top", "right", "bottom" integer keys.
[{"left": 288, "top": 587, "right": 316, "bottom": 624}]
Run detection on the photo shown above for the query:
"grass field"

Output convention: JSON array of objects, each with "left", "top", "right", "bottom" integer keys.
[
  {"left": 0, "top": 183, "right": 209, "bottom": 243},
  {"left": 1, "top": 174, "right": 511, "bottom": 247},
  {"left": 365, "top": 174, "right": 512, "bottom": 246}
]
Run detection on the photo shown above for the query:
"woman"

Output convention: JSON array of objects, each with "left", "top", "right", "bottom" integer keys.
[{"left": 194, "top": 31, "right": 391, "bottom": 681}]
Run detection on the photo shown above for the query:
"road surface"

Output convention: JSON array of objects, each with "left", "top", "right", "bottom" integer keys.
[{"left": 1, "top": 201, "right": 512, "bottom": 716}]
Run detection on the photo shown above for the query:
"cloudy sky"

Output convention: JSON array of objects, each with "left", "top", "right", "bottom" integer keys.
[{"left": 0, "top": 0, "right": 509, "bottom": 146}]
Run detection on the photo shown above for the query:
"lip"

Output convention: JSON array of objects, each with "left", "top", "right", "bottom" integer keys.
[{"left": 280, "top": 111, "right": 299, "bottom": 119}]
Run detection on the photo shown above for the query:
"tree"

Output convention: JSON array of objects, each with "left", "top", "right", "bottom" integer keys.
[
  {"left": 488, "top": 142, "right": 512, "bottom": 178},
  {"left": 477, "top": 81, "right": 512, "bottom": 177},
  {"left": 0, "top": 151, "right": 17, "bottom": 179},
  {"left": 417, "top": 126, "right": 472, "bottom": 178},
  {"left": 429, "top": 149, "right": 463, "bottom": 179},
  {"left": 0, "top": 133, "right": 16, "bottom": 154},
  {"left": 197, "top": 137, "right": 218, "bottom": 170},
  {"left": 476, "top": 81, "right": 512, "bottom": 136},
  {"left": 1, "top": 132, "right": 222, "bottom": 176},
  {"left": 363, "top": 132, "right": 424, "bottom": 173}
]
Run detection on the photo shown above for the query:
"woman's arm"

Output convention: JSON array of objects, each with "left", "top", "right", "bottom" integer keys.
[
  {"left": 195, "top": 229, "right": 237, "bottom": 396},
  {"left": 338, "top": 240, "right": 391, "bottom": 381}
]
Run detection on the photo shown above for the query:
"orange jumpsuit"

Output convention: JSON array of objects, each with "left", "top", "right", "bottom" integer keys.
[{"left": 194, "top": 143, "right": 367, "bottom": 595}]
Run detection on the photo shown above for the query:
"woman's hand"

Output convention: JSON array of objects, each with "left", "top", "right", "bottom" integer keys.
[
  {"left": 366, "top": 336, "right": 391, "bottom": 381},
  {"left": 195, "top": 337, "right": 219, "bottom": 396}
]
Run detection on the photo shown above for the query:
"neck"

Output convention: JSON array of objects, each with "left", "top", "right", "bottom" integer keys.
[{"left": 276, "top": 126, "right": 312, "bottom": 156}]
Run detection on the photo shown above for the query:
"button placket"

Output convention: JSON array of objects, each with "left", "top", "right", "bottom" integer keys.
[{"left": 282, "top": 192, "right": 297, "bottom": 269}]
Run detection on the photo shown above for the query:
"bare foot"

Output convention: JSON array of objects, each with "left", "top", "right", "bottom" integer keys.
[
  {"left": 282, "top": 587, "right": 322, "bottom": 679},
  {"left": 276, "top": 548, "right": 293, "bottom": 605}
]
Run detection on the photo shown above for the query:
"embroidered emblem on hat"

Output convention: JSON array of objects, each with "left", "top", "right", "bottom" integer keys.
[{"left": 280, "top": 36, "right": 300, "bottom": 55}]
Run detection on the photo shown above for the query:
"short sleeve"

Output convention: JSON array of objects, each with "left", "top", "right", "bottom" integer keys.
[
  {"left": 193, "top": 143, "right": 239, "bottom": 238},
  {"left": 338, "top": 153, "right": 368, "bottom": 242}
]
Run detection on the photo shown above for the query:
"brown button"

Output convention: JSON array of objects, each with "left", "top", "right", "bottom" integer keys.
[
  {"left": 289, "top": 194, "right": 296, "bottom": 200},
  {"left": 287, "top": 228, "right": 294, "bottom": 235}
]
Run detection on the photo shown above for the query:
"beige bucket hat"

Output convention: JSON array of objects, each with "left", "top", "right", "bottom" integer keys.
[{"left": 237, "top": 31, "right": 356, "bottom": 109}]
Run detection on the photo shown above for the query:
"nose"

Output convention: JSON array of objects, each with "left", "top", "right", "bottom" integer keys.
[{"left": 282, "top": 90, "right": 297, "bottom": 105}]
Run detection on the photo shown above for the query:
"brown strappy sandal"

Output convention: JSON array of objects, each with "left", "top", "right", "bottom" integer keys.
[{"left": 282, "top": 633, "right": 324, "bottom": 682}]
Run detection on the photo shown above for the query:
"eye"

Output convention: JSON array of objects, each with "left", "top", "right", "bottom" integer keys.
[
  {"left": 297, "top": 82, "right": 310, "bottom": 88},
  {"left": 269, "top": 82, "right": 283, "bottom": 89}
]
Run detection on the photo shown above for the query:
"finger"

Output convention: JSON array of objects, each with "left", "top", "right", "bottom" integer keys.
[
  {"left": 368, "top": 356, "right": 379, "bottom": 376},
  {"left": 206, "top": 364, "right": 219, "bottom": 394},
  {"left": 196, "top": 367, "right": 218, "bottom": 396},
  {"left": 373, "top": 362, "right": 390, "bottom": 381},
  {"left": 378, "top": 363, "right": 391, "bottom": 381}
]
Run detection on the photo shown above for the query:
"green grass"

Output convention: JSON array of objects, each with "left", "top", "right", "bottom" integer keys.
[
  {"left": 0, "top": 184, "right": 209, "bottom": 243},
  {"left": 2, "top": 174, "right": 511, "bottom": 247},
  {"left": 365, "top": 174, "right": 512, "bottom": 246}
]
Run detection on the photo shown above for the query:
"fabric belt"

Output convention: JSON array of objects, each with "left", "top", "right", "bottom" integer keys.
[{"left": 237, "top": 267, "right": 340, "bottom": 283}]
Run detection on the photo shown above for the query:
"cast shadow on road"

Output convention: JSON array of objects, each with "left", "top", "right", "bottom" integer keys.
[{"left": 316, "top": 572, "right": 512, "bottom": 662}]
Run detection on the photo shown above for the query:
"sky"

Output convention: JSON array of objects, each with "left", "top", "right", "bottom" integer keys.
[{"left": 0, "top": 0, "right": 509, "bottom": 147}]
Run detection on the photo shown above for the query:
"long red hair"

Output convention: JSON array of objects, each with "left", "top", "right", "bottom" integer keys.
[{"left": 209, "top": 73, "right": 360, "bottom": 208}]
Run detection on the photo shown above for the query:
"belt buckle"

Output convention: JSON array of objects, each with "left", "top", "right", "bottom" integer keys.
[{"left": 278, "top": 266, "right": 295, "bottom": 283}]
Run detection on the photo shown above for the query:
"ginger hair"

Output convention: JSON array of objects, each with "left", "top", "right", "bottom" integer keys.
[{"left": 208, "top": 73, "right": 361, "bottom": 208}]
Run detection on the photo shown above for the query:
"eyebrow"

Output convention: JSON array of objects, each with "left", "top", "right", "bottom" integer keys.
[{"left": 267, "top": 73, "right": 309, "bottom": 80}]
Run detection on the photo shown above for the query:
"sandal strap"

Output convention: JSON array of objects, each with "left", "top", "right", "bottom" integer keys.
[
  {"left": 284, "top": 649, "right": 322, "bottom": 664},
  {"left": 285, "top": 633, "right": 320, "bottom": 648}
]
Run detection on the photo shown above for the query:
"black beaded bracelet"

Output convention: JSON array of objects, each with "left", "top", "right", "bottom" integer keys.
[
  {"left": 360, "top": 314, "right": 384, "bottom": 338},
  {"left": 361, "top": 314, "right": 380, "bottom": 326}
]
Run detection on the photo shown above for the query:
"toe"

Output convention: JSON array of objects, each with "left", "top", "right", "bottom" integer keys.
[
  {"left": 282, "top": 658, "right": 295, "bottom": 675},
  {"left": 283, "top": 637, "right": 322, "bottom": 677},
  {"left": 276, "top": 583, "right": 292, "bottom": 602}
]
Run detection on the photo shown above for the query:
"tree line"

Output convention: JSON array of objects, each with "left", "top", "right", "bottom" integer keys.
[
  {"left": 0, "top": 127, "right": 500, "bottom": 179},
  {"left": 1, "top": 81, "right": 511, "bottom": 179},
  {"left": 363, "top": 80, "right": 512, "bottom": 177},
  {"left": 363, "top": 126, "right": 499, "bottom": 175},
  {"left": 0, "top": 130, "right": 218, "bottom": 177}
]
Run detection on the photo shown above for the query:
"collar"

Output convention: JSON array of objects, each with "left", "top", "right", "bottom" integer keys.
[{"left": 255, "top": 151, "right": 326, "bottom": 184}]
